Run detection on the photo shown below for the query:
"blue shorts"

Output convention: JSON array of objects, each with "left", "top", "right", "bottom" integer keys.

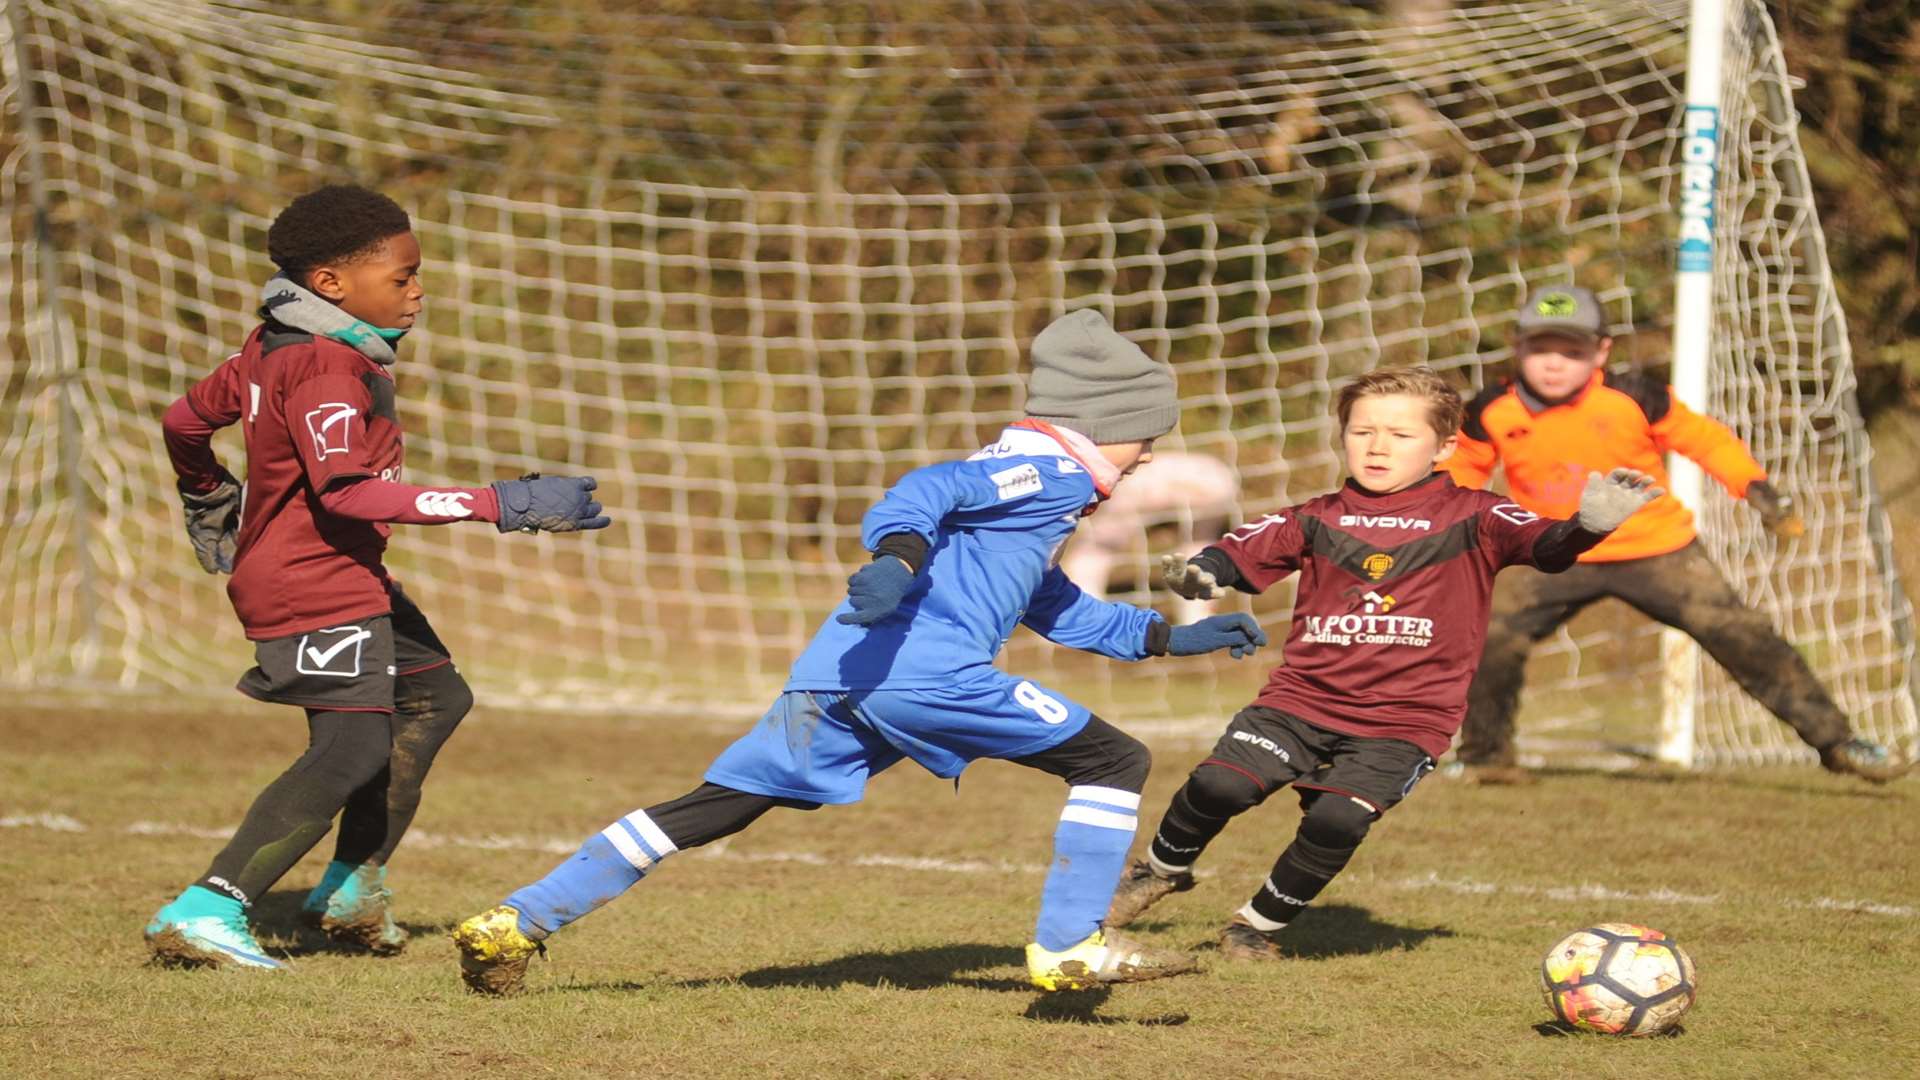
[{"left": 704, "top": 671, "right": 1093, "bottom": 804}]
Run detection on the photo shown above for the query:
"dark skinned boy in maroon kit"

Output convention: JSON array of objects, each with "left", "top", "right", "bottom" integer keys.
[{"left": 147, "top": 185, "right": 610, "bottom": 970}]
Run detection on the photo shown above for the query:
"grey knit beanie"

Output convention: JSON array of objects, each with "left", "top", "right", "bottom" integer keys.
[{"left": 1024, "top": 309, "right": 1180, "bottom": 444}]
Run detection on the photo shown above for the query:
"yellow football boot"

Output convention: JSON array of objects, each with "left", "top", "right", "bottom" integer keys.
[
  {"left": 452, "top": 905, "right": 545, "bottom": 995},
  {"left": 1026, "top": 927, "right": 1199, "bottom": 992}
]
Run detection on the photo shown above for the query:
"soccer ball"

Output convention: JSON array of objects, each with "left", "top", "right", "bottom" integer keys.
[{"left": 1540, "top": 923, "right": 1697, "bottom": 1036}]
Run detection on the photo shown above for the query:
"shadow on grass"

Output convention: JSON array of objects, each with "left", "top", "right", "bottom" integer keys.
[
  {"left": 650, "top": 941, "right": 1195, "bottom": 1026},
  {"left": 1173, "top": 902, "right": 1455, "bottom": 960},
  {"left": 1534, "top": 1020, "right": 1686, "bottom": 1038},
  {"left": 670, "top": 942, "right": 1032, "bottom": 993},
  {"left": 248, "top": 889, "right": 456, "bottom": 957},
  {"left": 1022, "top": 990, "right": 1190, "bottom": 1027}
]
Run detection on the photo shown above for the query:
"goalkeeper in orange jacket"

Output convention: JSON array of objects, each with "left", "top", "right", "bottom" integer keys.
[{"left": 1442, "top": 285, "right": 1910, "bottom": 783}]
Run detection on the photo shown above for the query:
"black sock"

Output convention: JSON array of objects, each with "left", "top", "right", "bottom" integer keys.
[
  {"left": 647, "top": 782, "right": 820, "bottom": 849},
  {"left": 1244, "top": 794, "right": 1375, "bottom": 929},
  {"left": 1246, "top": 833, "right": 1357, "bottom": 928},
  {"left": 1148, "top": 765, "right": 1264, "bottom": 872}
]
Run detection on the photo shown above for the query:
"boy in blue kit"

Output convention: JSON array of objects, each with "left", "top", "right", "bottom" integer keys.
[{"left": 453, "top": 309, "right": 1269, "bottom": 994}]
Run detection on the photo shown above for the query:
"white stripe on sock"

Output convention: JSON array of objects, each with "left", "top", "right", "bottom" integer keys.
[
  {"left": 1060, "top": 805, "right": 1138, "bottom": 831},
  {"left": 1146, "top": 851, "right": 1192, "bottom": 876},
  {"left": 1067, "top": 785, "right": 1141, "bottom": 811},
  {"left": 621, "top": 810, "right": 679, "bottom": 861},
  {"left": 599, "top": 822, "right": 653, "bottom": 871},
  {"left": 1236, "top": 902, "right": 1289, "bottom": 933}
]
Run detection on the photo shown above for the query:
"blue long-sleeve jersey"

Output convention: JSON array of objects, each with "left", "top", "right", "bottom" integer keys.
[{"left": 784, "top": 426, "right": 1166, "bottom": 691}]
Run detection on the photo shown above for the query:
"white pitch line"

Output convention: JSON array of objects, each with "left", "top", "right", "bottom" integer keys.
[
  {"left": 1388, "top": 870, "right": 1723, "bottom": 907},
  {"left": 4, "top": 811, "right": 1912, "bottom": 919}
]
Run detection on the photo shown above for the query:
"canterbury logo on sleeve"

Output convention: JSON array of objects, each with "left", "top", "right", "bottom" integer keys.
[{"left": 414, "top": 491, "right": 475, "bottom": 518}]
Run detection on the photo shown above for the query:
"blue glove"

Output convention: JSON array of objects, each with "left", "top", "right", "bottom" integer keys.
[
  {"left": 835, "top": 556, "right": 916, "bottom": 626},
  {"left": 1167, "top": 613, "right": 1268, "bottom": 659},
  {"left": 492, "top": 473, "right": 611, "bottom": 533}
]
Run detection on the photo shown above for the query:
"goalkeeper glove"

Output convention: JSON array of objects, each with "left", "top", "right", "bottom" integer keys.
[
  {"left": 178, "top": 469, "right": 242, "bottom": 574},
  {"left": 1575, "top": 468, "right": 1664, "bottom": 533},
  {"left": 1167, "top": 613, "right": 1268, "bottom": 659},
  {"left": 1161, "top": 553, "right": 1226, "bottom": 600},
  {"left": 492, "top": 474, "right": 611, "bottom": 533},
  {"left": 835, "top": 556, "right": 916, "bottom": 626},
  {"left": 1745, "top": 480, "right": 1805, "bottom": 538}
]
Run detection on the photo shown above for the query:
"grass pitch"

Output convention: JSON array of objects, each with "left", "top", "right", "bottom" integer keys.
[{"left": 1, "top": 696, "right": 1915, "bottom": 1079}]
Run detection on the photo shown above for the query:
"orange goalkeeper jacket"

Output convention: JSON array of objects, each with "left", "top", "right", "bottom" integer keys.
[{"left": 1441, "top": 368, "right": 1767, "bottom": 563}]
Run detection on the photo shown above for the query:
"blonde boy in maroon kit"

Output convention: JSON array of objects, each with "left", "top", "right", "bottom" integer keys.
[{"left": 1106, "top": 367, "right": 1661, "bottom": 957}]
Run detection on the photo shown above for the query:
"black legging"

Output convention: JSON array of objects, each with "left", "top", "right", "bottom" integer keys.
[{"left": 196, "top": 663, "right": 473, "bottom": 904}]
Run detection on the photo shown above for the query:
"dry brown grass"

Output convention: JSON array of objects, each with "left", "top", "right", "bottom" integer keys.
[{"left": 1, "top": 691, "right": 1915, "bottom": 1079}]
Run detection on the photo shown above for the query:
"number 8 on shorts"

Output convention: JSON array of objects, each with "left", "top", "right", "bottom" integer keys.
[{"left": 1015, "top": 680, "right": 1071, "bottom": 725}]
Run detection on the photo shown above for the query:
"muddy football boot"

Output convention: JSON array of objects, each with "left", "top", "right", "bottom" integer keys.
[
  {"left": 1217, "top": 915, "right": 1287, "bottom": 961},
  {"left": 453, "top": 905, "right": 546, "bottom": 996},
  {"left": 1820, "top": 737, "right": 1914, "bottom": 784},
  {"left": 1026, "top": 927, "right": 1199, "bottom": 991},
  {"left": 1104, "top": 857, "right": 1196, "bottom": 928},
  {"left": 305, "top": 863, "right": 406, "bottom": 954},
  {"left": 145, "top": 886, "right": 288, "bottom": 971}
]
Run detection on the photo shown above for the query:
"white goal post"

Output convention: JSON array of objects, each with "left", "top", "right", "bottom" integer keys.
[{"left": 2, "top": 0, "right": 1914, "bottom": 766}]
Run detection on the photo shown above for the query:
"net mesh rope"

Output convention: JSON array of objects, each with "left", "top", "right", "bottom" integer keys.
[{"left": 2, "top": 0, "right": 1913, "bottom": 764}]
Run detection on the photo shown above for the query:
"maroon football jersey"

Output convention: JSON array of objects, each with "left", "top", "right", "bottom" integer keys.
[
  {"left": 1214, "top": 473, "right": 1558, "bottom": 759},
  {"left": 183, "top": 325, "right": 408, "bottom": 639}
]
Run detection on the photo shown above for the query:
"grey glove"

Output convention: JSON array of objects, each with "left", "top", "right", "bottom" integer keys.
[
  {"left": 1745, "top": 480, "right": 1805, "bottom": 538},
  {"left": 1576, "top": 468, "right": 1665, "bottom": 533},
  {"left": 178, "top": 471, "right": 241, "bottom": 574},
  {"left": 1161, "top": 553, "right": 1225, "bottom": 600}
]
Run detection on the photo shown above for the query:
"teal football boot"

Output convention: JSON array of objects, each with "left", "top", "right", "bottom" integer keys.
[
  {"left": 145, "top": 886, "right": 288, "bottom": 971},
  {"left": 304, "top": 861, "right": 406, "bottom": 954}
]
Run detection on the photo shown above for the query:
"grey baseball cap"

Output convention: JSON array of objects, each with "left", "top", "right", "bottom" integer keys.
[{"left": 1515, "top": 285, "right": 1607, "bottom": 342}]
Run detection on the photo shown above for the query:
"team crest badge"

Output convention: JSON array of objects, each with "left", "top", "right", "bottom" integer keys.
[
  {"left": 1536, "top": 291, "right": 1578, "bottom": 317},
  {"left": 1362, "top": 553, "right": 1394, "bottom": 580}
]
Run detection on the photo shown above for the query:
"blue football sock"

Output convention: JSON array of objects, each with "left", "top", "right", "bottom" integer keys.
[
  {"left": 505, "top": 809, "right": 679, "bottom": 938},
  {"left": 1033, "top": 785, "right": 1140, "bottom": 952}
]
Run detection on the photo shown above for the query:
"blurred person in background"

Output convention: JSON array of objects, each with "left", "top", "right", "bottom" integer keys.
[{"left": 1058, "top": 451, "right": 1241, "bottom": 624}]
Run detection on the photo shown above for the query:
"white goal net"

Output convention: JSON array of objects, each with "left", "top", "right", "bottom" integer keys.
[{"left": 3, "top": 0, "right": 1914, "bottom": 766}]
